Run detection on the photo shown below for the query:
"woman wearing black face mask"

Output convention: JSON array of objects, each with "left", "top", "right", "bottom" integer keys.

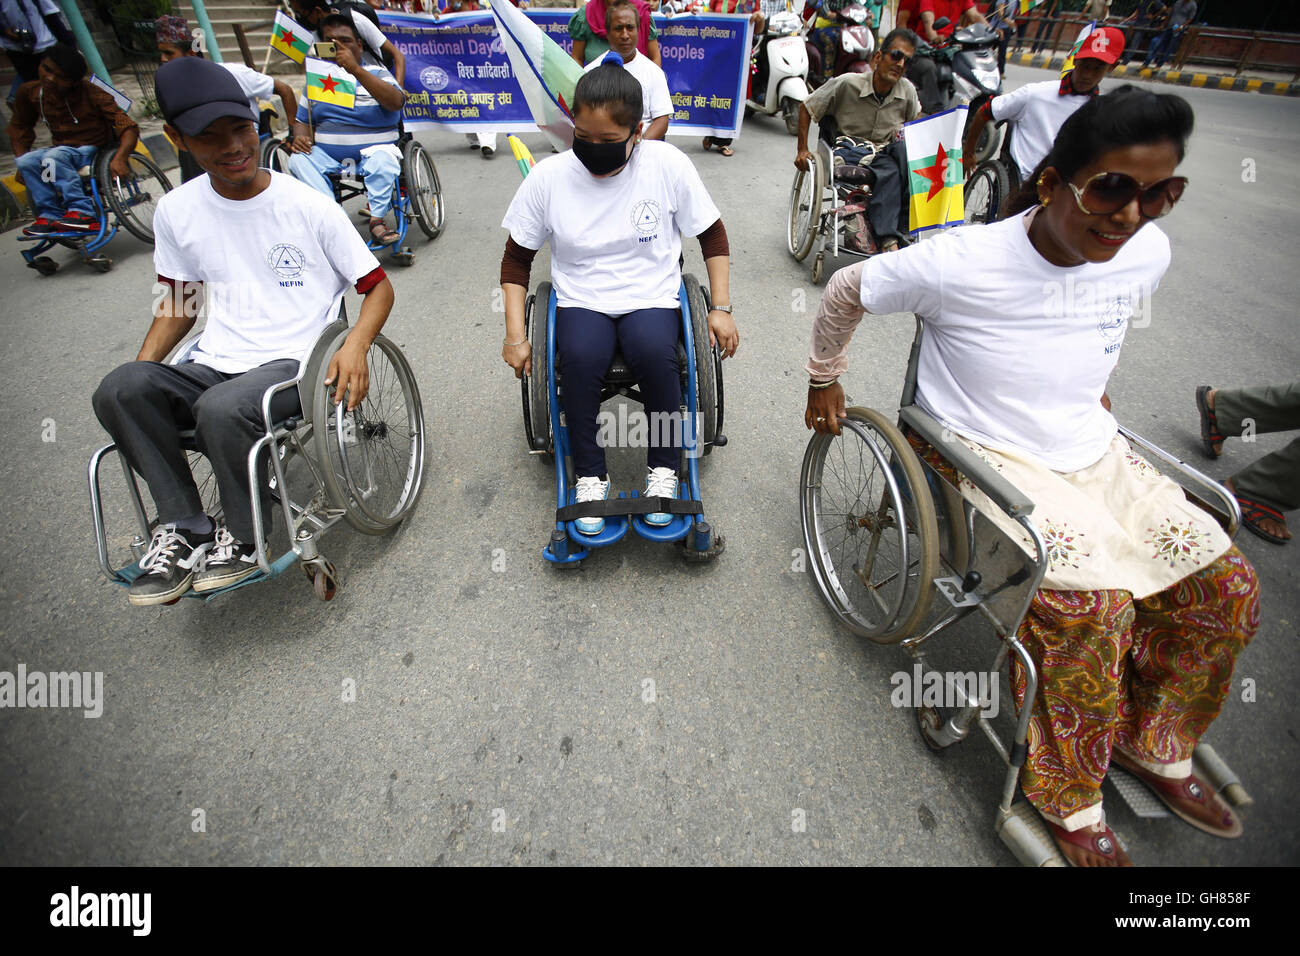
[{"left": 500, "top": 53, "right": 739, "bottom": 535}]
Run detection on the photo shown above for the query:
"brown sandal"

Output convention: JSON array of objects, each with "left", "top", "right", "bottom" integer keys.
[
  {"left": 1045, "top": 818, "right": 1134, "bottom": 867},
  {"left": 1194, "top": 385, "right": 1224, "bottom": 458},
  {"left": 1110, "top": 749, "right": 1243, "bottom": 838},
  {"left": 369, "top": 218, "right": 399, "bottom": 246}
]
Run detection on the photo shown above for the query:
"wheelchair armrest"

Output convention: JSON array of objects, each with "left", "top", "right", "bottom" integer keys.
[
  {"left": 1118, "top": 425, "right": 1241, "bottom": 537},
  {"left": 898, "top": 405, "right": 1035, "bottom": 520}
]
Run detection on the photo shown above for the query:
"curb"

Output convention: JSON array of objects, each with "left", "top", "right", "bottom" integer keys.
[{"left": 1010, "top": 51, "right": 1300, "bottom": 97}]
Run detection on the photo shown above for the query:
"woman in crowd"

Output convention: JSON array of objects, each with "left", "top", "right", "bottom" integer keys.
[
  {"left": 498, "top": 55, "right": 738, "bottom": 533},
  {"left": 803, "top": 86, "right": 1259, "bottom": 866}
]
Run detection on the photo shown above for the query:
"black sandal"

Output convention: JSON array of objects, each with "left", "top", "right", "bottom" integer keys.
[
  {"left": 1195, "top": 385, "right": 1224, "bottom": 458},
  {"left": 1235, "top": 492, "right": 1289, "bottom": 545}
]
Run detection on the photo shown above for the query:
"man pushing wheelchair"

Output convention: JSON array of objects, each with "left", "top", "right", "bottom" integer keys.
[{"left": 92, "top": 57, "right": 395, "bottom": 606}]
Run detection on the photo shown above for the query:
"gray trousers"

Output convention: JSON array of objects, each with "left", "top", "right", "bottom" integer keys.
[
  {"left": 92, "top": 359, "right": 301, "bottom": 543},
  {"left": 1214, "top": 381, "right": 1300, "bottom": 511}
]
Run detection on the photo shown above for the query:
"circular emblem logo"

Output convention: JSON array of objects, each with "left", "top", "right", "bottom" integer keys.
[
  {"left": 631, "top": 199, "right": 662, "bottom": 235},
  {"left": 420, "top": 65, "right": 449, "bottom": 92},
  {"left": 490, "top": 37, "right": 505, "bottom": 55},
  {"left": 1097, "top": 298, "right": 1131, "bottom": 342},
  {"left": 267, "top": 243, "right": 306, "bottom": 279}
]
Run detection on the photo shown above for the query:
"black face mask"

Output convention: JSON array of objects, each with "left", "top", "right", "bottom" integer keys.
[{"left": 572, "top": 132, "right": 634, "bottom": 176}]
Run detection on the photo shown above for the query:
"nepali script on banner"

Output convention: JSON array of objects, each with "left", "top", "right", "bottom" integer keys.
[{"left": 377, "top": 10, "right": 752, "bottom": 139}]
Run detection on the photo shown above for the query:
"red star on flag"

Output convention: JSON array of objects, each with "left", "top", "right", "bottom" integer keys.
[
  {"left": 320, "top": 74, "right": 339, "bottom": 94},
  {"left": 915, "top": 142, "right": 950, "bottom": 201},
  {"left": 279, "top": 28, "right": 296, "bottom": 46}
]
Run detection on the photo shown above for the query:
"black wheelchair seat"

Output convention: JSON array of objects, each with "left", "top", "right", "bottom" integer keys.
[{"left": 602, "top": 340, "right": 689, "bottom": 388}]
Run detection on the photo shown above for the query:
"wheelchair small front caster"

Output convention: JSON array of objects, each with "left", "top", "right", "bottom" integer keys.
[
  {"left": 86, "top": 255, "right": 112, "bottom": 273},
  {"left": 28, "top": 256, "right": 58, "bottom": 276},
  {"left": 304, "top": 559, "right": 338, "bottom": 601},
  {"left": 811, "top": 252, "right": 825, "bottom": 285},
  {"left": 916, "top": 705, "right": 951, "bottom": 753},
  {"left": 391, "top": 248, "right": 414, "bottom": 267},
  {"left": 680, "top": 522, "right": 725, "bottom": 563}
]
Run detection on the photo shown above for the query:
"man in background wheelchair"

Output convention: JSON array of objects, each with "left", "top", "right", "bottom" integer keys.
[
  {"left": 793, "top": 28, "right": 921, "bottom": 254},
  {"left": 6, "top": 42, "right": 138, "bottom": 236},
  {"left": 287, "top": 14, "right": 407, "bottom": 247},
  {"left": 91, "top": 57, "right": 395, "bottom": 606},
  {"left": 803, "top": 87, "right": 1259, "bottom": 865}
]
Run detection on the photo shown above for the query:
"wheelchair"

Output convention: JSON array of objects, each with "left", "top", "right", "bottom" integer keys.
[
  {"left": 88, "top": 310, "right": 427, "bottom": 602},
  {"left": 269, "top": 130, "right": 444, "bottom": 267},
  {"left": 20, "top": 145, "right": 173, "bottom": 276},
  {"left": 787, "top": 120, "right": 903, "bottom": 284},
  {"left": 798, "top": 318, "right": 1253, "bottom": 865},
  {"left": 964, "top": 120, "right": 1018, "bottom": 225},
  {"left": 520, "top": 275, "right": 728, "bottom": 567}
]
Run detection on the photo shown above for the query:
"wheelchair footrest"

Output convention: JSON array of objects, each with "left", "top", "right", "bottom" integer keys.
[{"left": 556, "top": 495, "right": 703, "bottom": 523}]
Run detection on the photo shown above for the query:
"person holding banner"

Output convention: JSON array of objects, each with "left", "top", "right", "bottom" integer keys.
[
  {"left": 499, "top": 55, "right": 739, "bottom": 532},
  {"left": 570, "top": 0, "right": 662, "bottom": 67},
  {"left": 287, "top": 14, "right": 407, "bottom": 245},
  {"left": 805, "top": 86, "right": 1259, "bottom": 866},
  {"left": 584, "top": 1, "right": 673, "bottom": 140}
]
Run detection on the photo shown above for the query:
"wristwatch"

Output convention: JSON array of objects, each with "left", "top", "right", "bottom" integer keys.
[{"left": 711, "top": 304, "right": 732, "bottom": 314}]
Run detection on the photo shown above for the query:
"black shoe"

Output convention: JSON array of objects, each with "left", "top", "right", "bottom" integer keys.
[
  {"left": 128, "top": 524, "right": 215, "bottom": 606},
  {"left": 192, "top": 526, "right": 267, "bottom": 592}
]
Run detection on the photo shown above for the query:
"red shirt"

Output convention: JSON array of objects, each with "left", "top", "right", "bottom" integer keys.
[{"left": 918, "top": 0, "right": 975, "bottom": 37}]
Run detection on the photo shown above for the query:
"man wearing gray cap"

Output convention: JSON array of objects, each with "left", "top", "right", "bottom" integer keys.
[{"left": 92, "top": 56, "right": 396, "bottom": 606}]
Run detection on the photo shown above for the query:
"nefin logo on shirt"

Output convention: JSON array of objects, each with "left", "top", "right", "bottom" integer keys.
[
  {"left": 267, "top": 243, "right": 306, "bottom": 286},
  {"left": 631, "top": 199, "right": 661, "bottom": 243}
]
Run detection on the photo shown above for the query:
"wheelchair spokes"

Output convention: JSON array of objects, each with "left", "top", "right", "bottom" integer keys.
[
  {"left": 102, "top": 152, "right": 172, "bottom": 243},
  {"left": 800, "top": 407, "right": 939, "bottom": 643}
]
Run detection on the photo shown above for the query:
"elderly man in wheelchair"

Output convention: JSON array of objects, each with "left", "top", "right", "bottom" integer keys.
[
  {"left": 801, "top": 87, "right": 1259, "bottom": 866},
  {"left": 90, "top": 57, "right": 422, "bottom": 606},
  {"left": 792, "top": 27, "right": 922, "bottom": 262}
]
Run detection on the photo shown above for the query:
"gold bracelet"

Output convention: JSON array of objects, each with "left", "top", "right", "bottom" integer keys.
[
  {"left": 808, "top": 378, "right": 838, "bottom": 390},
  {"left": 504, "top": 338, "right": 527, "bottom": 347}
]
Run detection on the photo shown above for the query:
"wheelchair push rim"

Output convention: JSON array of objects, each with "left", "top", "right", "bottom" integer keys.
[
  {"left": 313, "top": 331, "right": 427, "bottom": 534},
  {"left": 100, "top": 150, "right": 172, "bottom": 244},
  {"left": 788, "top": 153, "right": 824, "bottom": 262},
  {"left": 800, "top": 406, "right": 939, "bottom": 643}
]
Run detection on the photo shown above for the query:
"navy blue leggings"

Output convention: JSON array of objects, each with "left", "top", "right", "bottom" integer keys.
[{"left": 555, "top": 306, "right": 680, "bottom": 478}]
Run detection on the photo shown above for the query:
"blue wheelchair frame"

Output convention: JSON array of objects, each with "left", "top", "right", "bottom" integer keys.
[{"left": 539, "top": 279, "right": 722, "bottom": 566}]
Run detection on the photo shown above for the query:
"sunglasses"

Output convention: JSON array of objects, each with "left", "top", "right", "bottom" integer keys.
[
  {"left": 884, "top": 49, "right": 913, "bottom": 66},
  {"left": 1066, "top": 171, "right": 1189, "bottom": 219}
]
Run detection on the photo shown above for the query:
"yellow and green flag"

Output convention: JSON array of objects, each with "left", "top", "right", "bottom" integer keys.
[
  {"left": 1061, "top": 20, "right": 1098, "bottom": 76},
  {"left": 904, "top": 106, "right": 968, "bottom": 233},
  {"left": 1016, "top": 0, "right": 1044, "bottom": 14},
  {"left": 270, "top": 10, "right": 310, "bottom": 64},
  {"left": 305, "top": 56, "right": 356, "bottom": 109}
]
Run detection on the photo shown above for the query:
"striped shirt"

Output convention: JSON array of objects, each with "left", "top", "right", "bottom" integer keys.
[{"left": 296, "top": 64, "right": 401, "bottom": 162}]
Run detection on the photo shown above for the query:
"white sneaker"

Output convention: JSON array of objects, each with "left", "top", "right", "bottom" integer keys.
[
  {"left": 644, "top": 467, "right": 678, "bottom": 526},
  {"left": 574, "top": 474, "right": 611, "bottom": 535}
]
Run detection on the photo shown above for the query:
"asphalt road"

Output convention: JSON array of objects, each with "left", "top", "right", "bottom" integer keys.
[{"left": 0, "top": 64, "right": 1296, "bottom": 866}]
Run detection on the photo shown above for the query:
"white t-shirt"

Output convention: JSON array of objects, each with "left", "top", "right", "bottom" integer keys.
[
  {"left": 991, "top": 79, "right": 1092, "bottom": 181},
  {"left": 583, "top": 54, "right": 673, "bottom": 127},
  {"left": 153, "top": 171, "right": 380, "bottom": 374},
  {"left": 220, "top": 62, "right": 275, "bottom": 117},
  {"left": 306, "top": 10, "right": 388, "bottom": 68},
  {"left": 858, "top": 209, "right": 1172, "bottom": 471},
  {"left": 501, "top": 139, "right": 720, "bottom": 313}
]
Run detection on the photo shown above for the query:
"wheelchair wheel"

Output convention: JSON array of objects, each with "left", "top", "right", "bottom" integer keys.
[
  {"left": 966, "top": 159, "right": 1010, "bottom": 225},
  {"left": 261, "top": 137, "right": 291, "bottom": 174},
  {"left": 788, "top": 152, "right": 824, "bottom": 262},
  {"left": 800, "top": 406, "right": 939, "bottom": 643},
  {"left": 312, "top": 329, "right": 427, "bottom": 534},
  {"left": 403, "top": 138, "right": 444, "bottom": 240},
  {"left": 521, "top": 282, "right": 553, "bottom": 458},
  {"left": 683, "top": 274, "right": 718, "bottom": 456},
  {"left": 99, "top": 150, "right": 173, "bottom": 244}
]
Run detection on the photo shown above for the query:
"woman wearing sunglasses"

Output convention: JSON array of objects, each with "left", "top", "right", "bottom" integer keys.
[{"left": 803, "top": 86, "right": 1260, "bottom": 867}]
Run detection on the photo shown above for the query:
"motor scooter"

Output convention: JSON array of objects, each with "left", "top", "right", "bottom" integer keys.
[{"left": 745, "top": 8, "right": 813, "bottom": 135}]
